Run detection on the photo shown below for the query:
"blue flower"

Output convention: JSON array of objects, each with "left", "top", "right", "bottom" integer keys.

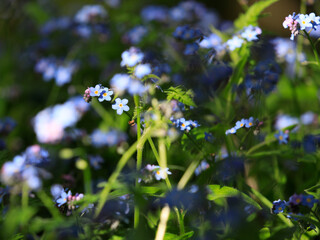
[
  {"left": 241, "top": 25, "right": 261, "bottom": 42},
  {"left": 120, "top": 47, "right": 144, "bottom": 67},
  {"left": 184, "top": 43, "right": 199, "bottom": 55},
  {"left": 245, "top": 117, "right": 255, "bottom": 128},
  {"left": 272, "top": 199, "right": 286, "bottom": 214},
  {"left": 226, "top": 36, "right": 244, "bottom": 51},
  {"left": 235, "top": 119, "right": 247, "bottom": 130},
  {"left": 112, "top": 98, "right": 130, "bottom": 115},
  {"left": 288, "top": 193, "right": 303, "bottom": 206},
  {"left": 134, "top": 64, "right": 152, "bottom": 79},
  {"left": 225, "top": 127, "right": 237, "bottom": 135},
  {"left": 89, "top": 84, "right": 102, "bottom": 97},
  {"left": 302, "top": 195, "right": 318, "bottom": 208},
  {"left": 179, "top": 118, "right": 191, "bottom": 131},
  {"left": 110, "top": 74, "right": 131, "bottom": 93},
  {"left": 89, "top": 155, "right": 104, "bottom": 170},
  {"left": 98, "top": 87, "right": 113, "bottom": 102},
  {"left": 275, "top": 130, "right": 289, "bottom": 144},
  {"left": 56, "top": 190, "right": 72, "bottom": 207}
]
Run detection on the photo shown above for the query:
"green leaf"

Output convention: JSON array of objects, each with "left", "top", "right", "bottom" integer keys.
[
  {"left": 164, "top": 86, "right": 196, "bottom": 107},
  {"left": 234, "top": 0, "right": 279, "bottom": 29},
  {"left": 207, "top": 185, "right": 261, "bottom": 209},
  {"left": 164, "top": 231, "right": 194, "bottom": 240}
]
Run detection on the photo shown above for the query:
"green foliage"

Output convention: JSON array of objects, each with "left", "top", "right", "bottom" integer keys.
[
  {"left": 234, "top": 0, "right": 279, "bottom": 29},
  {"left": 207, "top": 185, "right": 262, "bottom": 209},
  {"left": 164, "top": 86, "right": 196, "bottom": 107}
]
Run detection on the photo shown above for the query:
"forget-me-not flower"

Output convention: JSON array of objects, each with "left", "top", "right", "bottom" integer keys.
[
  {"left": 89, "top": 84, "right": 102, "bottom": 97},
  {"left": 112, "top": 98, "right": 130, "bottom": 115},
  {"left": 98, "top": 87, "right": 113, "bottom": 102},
  {"left": 134, "top": 64, "right": 152, "bottom": 79}
]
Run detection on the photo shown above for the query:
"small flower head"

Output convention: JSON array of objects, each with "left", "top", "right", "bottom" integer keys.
[
  {"left": 275, "top": 130, "right": 289, "bottom": 144},
  {"left": 226, "top": 36, "right": 244, "bottom": 51},
  {"left": 154, "top": 167, "right": 172, "bottom": 180},
  {"left": 98, "top": 87, "right": 113, "bottom": 102},
  {"left": 56, "top": 190, "right": 72, "bottom": 207},
  {"left": 225, "top": 127, "right": 237, "bottom": 135},
  {"left": 302, "top": 195, "right": 318, "bottom": 208},
  {"left": 241, "top": 26, "right": 260, "bottom": 41},
  {"left": 134, "top": 64, "right": 152, "bottom": 79},
  {"left": 245, "top": 117, "right": 255, "bottom": 128},
  {"left": 298, "top": 14, "right": 312, "bottom": 30},
  {"left": 89, "top": 84, "right": 102, "bottom": 97},
  {"left": 112, "top": 98, "right": 130, "bottom": 115},
  {"left": 288, "top": 193, "right": 303, "bottom": 206},
  {"left": 235, "top": 119, "right": 247, "bottom": 129},
  {"left": 83, "top": 88, "right": 92, "bottom": 103},
  {"left": 272, "top": 199, "right": 287, "bottom": 214},
  {"left": 120, "top": 47, "right": 144, "bottom": 67}
]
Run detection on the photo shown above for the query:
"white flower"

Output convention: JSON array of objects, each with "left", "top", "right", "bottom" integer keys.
[
  {"left": 154, "top": 167, "right": 172, "bottom": 180},
  {"left": 298, "top": 14, "right": 312, "bottom": 30}
]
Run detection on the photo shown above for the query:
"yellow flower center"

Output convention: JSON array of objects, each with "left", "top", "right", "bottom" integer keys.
[
  {"left": 94, "top": 90, "right": 98, "bottom": 94},
  {"left": 156, "top": 171, "right": 160, "bottom": 175},
  {"left": 296, "top": 198, "right": 301, "bottom": 203},
  {"left": 307, "top": 198, "right": 311, "bottom": 202},
  {"left": 240, "top": 123, "right": 244, "bottom": 127},
  {"left": 302, "top": 21, "right": 306, "bottom": 24},
  {"left": 103, "top": 93, "right": 107, "bottom": 96},
  {"left": 279, "top": 136, "right": 283, "bottom": 140},
  {"left": 249, "top": 122, "right": 252, "bottom": 126},
  {"left": 119, "top": 103, "right": 123, "bottom": 107},
  {"left": 182, "top": 123, "right": 185, "bottom": 127},
  {"left": 278, "top": 207, "right": 282, "bottom": 211}
]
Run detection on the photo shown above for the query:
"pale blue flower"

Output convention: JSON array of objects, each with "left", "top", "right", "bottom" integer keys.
[
  {"left": 235, "top": 119, "right": 247, "bottom": 129},
  {"left": 56, "top": 190, "right": 72, "bottom": 207},
  {"left": 89, "top": 84, "right": 102, "bottom": 97},
  {"left": 112, "top": 98, "right": 130, "bottom": 115},
  {"left": 226, "top": 36, "right": 244, "bottom": 51},
  {"left": 110, "top": 74, "right": 131, "bottom": 93},
  {"left": 134, "top": 64, "right": 152, "bottom": 78},
  {"left": 98, "top": 87, "right": 113, "bottom": 102},
  {"left": 120, "top": 47, "right": 144, "bottom": 67}
]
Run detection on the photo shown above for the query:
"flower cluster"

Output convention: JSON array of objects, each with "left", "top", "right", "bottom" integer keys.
[
  {"left": 283, "top": 12, "right": 320, "bottom": 40},
  {"left": 33, "top": 96, "right": 89, "bottom": 143},
  {"left": 84, "top": 84, "right": 113, "bottom": 103},
  {"left": 273, "top": 194, "right": 318, "bottom": 214},
  {"left": 53, "top": 187, "right": 84, "bottom": 215},
  {"left": 170, "top": 117, "right": 199, "bottom": 132},
  {"left": 1, "top": 145, "right": 50, "bottom": 191},
  {"left": 272, "top": 194, "right": 318, "bottom": 231},
  {"left": 226, "top": 25, "right": 262, "bottom": 51},
  {"left": 35, "top": 58, "right": 77, "bottom": 86},
  {"left": 225, "top": 117, "right": 256, "bottom": 135}
]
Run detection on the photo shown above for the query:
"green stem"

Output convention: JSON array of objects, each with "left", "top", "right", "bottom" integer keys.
[
  {"left": 91, "top": 98, "right": 114, "bottom": 128},
  {"left": 37, "top": 191, "right": 62, "bottom": 219},
  {"left": 95, "top": 127, "right": 152, "bottom": 217},
  {"left": 45, "top": 84, "right": 59, "bottom": 106},
  {"left": 148, "top": 137, "right": 172, "bottom": 190},
  {"left": 177, "top": 157, "right": 202, "bottom": 190},
  {"left": 134, "top": 95, "right": 142, "bottom": 229},
  {"left": 84, "top": 162, "right": 92, "bottom": 194},
  {"left": 22, "top": 184, "right": 28, "bottom": 209},
  {"left": 304, "top": 30, "right": 320, "bottom": 65},
  {"left": 158, "top": 138, "right": 172, "bottom": 190},
  {"left": 246, "top": 139, "right": 276, "bottom": 155}
]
